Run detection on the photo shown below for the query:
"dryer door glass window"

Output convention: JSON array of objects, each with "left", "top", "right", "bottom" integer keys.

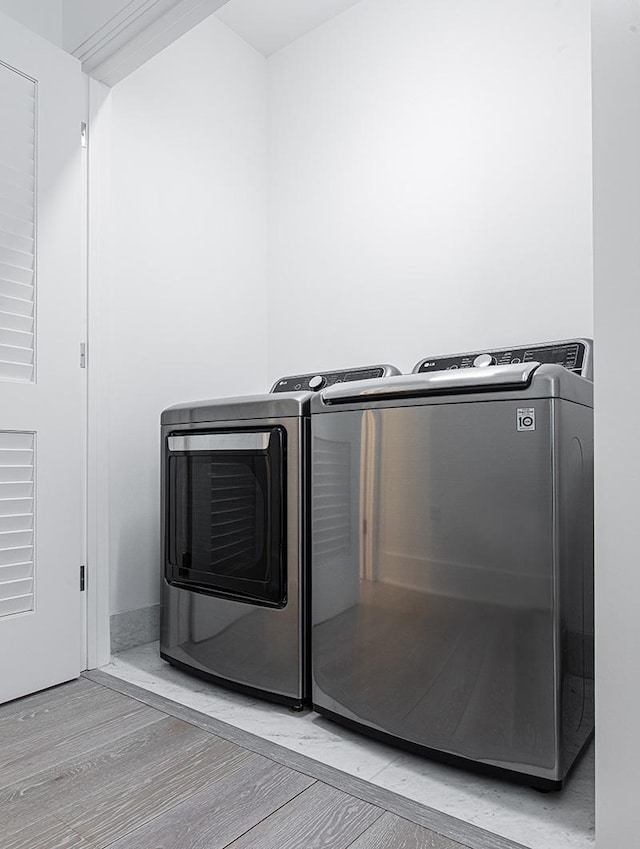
[{"left": 166, "top": 428, "right": 286, "bottom": 607}]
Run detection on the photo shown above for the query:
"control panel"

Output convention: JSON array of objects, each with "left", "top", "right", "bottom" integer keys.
[
  {"left": 413, "top": 340, "right": 592, "bottom": 380},
  {"left": 271, "top": 365, "right": 398, "bottom": 393}
]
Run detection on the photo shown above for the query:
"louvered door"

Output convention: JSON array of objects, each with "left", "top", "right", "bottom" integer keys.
[
  {"left": 0, "top": 62, "right": 35, "bottom": 382},
  {"left": 0, "top": 13, "right": 83, "bottom": 704},
  {"left": 0, "top": 431, "right": 35, "bottom": 616}
]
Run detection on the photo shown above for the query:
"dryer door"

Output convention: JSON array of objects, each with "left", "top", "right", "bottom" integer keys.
[{"left": 165, "top": 428, "right": 286, "bottom": 607}]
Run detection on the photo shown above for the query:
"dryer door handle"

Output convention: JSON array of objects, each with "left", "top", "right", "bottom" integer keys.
[{"left": 167, "top": 432, "right": 272, "bottom": 452}]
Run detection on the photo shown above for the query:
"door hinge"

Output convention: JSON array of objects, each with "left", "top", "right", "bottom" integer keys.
[
  {"left": 80, "top": 342, "right": 86, "bottom": 368},
  {"left": 80, "top": 564, "right": 86, "bottom": 592},
  {"left": 81, "top": 122, "right": 87, "bottom": 149}
]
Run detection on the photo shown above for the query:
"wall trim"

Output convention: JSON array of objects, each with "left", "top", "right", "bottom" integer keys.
[
  {"left": 69, "top": 0, "right": 230, "bottom": 87},
  {"left": 86, "top": 77, "right": 113, "bottom": 669},
  {"left": 110, "top": 605, "right": 160, "bottom": 654}
]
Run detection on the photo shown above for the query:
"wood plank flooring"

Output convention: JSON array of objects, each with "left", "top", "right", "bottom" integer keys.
[{"left": 0, "top": 677, "right": 522, "bottom": 849}]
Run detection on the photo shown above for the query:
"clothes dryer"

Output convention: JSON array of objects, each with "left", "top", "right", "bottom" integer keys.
[{"left": 160, "top": 364, "right": 399, "bottom": 709}]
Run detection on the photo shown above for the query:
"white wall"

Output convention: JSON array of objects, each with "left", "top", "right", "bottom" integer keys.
[
  {"left": 592, "top": 2, "right": 640, "bottom": 845},
  {"left": 108, "top": 15, "right": 268, "bottom": 615},
  {"left": 267, "top": 0, "right": 593, "bottom": 379},
  {"left": 0, "top": 0, "right": 62, "bottom": 47},
  {"left": 104, "top": 0, "right": 594, "bottom": 618}
]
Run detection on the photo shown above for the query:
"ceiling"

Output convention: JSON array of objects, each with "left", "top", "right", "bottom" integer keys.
[{"left": 215, "top": 0, "right": 364, "bottom": 57}]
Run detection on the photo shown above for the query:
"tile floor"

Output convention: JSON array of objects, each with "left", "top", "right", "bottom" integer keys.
[{"left": 102, "top": 642, "right": 594, "bottom": 849}]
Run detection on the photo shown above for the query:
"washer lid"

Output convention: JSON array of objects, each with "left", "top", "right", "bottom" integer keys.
[
  {"left": 161, "top": 391, "right": 312, "bottom": 426},
  {"left": 312, "top": 362, "right": 593, "bottom": 411},
  {"left": 319, "top": 362, "right": 539, "bottom": 405}
]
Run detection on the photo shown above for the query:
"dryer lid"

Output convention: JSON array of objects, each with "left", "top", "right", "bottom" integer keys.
[{"left": 161, "top": 391, "right": 312, "bottom": 426}]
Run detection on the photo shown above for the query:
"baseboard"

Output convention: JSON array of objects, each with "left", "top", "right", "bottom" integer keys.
[{"left": 110, "top": 604, "right": 160, "bottom": 654}]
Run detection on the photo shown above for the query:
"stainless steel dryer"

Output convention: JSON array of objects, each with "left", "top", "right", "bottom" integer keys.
[
  {"left": 310, "top": 339, "right": 593, "bottom": 788},
  {"left": 160, "top": 364, "right": 399, "bottom": 709}
]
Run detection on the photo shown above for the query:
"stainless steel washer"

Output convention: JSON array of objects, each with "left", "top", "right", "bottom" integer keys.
[
  {"left": 310, "top": 339, "right": 593, "bottom": 787},
  {"left": 160, "top": 364, "right": 399, "bottom": 709}
]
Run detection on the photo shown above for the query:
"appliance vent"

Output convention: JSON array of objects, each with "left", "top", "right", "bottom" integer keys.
[
  {"left": 313, "top": 438, "right": 352, "bottom": 560},
  {"left": 204, "top": 462, "right": 260, "bottom": 577},
  {"left": 0, "top": 62, "right": 36, "bottom": 383},
  {"left": 0, "top": 431, "right": 35, "bottom": 618}
]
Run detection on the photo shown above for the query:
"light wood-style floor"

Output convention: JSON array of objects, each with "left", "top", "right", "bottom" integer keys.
[{"left": 0, "top": 676, "right": 487, "bottom": 849}]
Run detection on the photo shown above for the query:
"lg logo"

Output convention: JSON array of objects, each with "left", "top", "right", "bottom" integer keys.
[{"left": 517, "top": 408, "right": 536, "bottom": 432}]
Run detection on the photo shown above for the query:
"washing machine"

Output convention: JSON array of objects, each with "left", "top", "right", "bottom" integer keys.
[
  {"left": 310, "top": 339, "right": 593, "bottom": 788},
  {"left": 159, "top": 363, "right": 399, "bottom": 709}
]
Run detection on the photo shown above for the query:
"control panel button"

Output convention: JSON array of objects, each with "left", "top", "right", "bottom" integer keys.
[
  {"left": 511, "top": 357, "right": 521, "bottom": 364},
  {"left": 473, "top": 354, "right": 496, "bottom": 368},
  {"left": 308, "top": 375, "right": 326, "bottom": 391}
]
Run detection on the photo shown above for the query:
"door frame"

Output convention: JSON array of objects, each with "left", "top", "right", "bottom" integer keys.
[{"left": 84, "top": 77, "right": 112, "bottom": 669}]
